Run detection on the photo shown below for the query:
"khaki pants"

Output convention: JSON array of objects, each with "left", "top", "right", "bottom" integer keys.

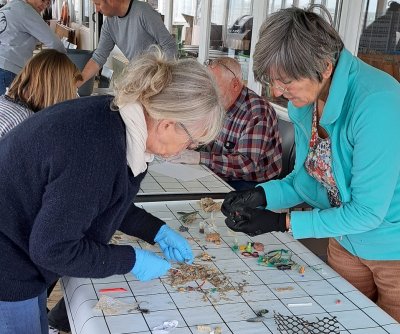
[{"left": 327, "top": 238, "right": 400, "bottom": 322}]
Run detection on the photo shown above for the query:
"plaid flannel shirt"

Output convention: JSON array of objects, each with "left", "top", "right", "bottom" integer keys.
[{"left": 199, "top": 86, "right": 282, "bottom": 182}]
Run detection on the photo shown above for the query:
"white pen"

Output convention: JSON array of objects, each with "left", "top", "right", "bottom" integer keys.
[{"left": 287, "top": 302, "right": 313, "bottom": 307}]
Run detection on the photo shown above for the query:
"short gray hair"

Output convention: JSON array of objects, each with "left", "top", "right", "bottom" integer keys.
[
  {"left": 253, "top": 5, "right": 344, "bottom": 83},
  {"left": 113, "top": 47, "right": 224, "bottom": 145},
  {"left": 214, "top": 57, "right": 243, "bottom": 80}
]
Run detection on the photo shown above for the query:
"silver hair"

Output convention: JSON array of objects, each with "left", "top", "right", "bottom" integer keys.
[
  {"left": 215, "top": 57, "right": 243, "bottom": 80},
  {"left": 113, "top": 47, "right": 224, "bottom": 145},
  {"left": 253, "top": 5, "right": 344, "bottom": 84}
]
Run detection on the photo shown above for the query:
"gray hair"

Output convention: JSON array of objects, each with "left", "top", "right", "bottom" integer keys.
[
  {"left": 113, "top": 47, "right": 224, "bottom": 145},
  {"left": 215, "top": 57, "right": 243, "bottom": 80},
  {"left": 253, "top": 5, "right": 344, "bottom": 83}
]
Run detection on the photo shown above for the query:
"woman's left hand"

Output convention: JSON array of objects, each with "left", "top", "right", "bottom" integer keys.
[
  {"left": 225, "top": 208, "right": 287, "bottom": 236},
  {"left": 154, "top": 225, "right": 194, "bottom": 263}
]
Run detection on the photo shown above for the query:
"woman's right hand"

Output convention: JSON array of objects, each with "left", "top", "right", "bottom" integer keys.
[
  {"left": 221, "top": 187, "right": 267, "bottom": 217},
  {"left": 131, "top": 248, "right": 171, "bottom": 281}
]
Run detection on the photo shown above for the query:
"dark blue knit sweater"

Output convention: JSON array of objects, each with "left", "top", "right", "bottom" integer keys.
[{"left": 0, "top": 95, "right": 164, "bottom": 301}]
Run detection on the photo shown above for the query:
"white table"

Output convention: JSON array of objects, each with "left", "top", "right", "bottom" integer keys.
[
  {"left": 137, "top": 165, "right": 234, "bottom": 200},
  {"left": 62, "top": 200, "right": 400, "bottom": 334}
]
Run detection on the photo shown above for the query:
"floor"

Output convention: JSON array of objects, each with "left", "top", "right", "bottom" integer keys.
[
  {"left": 47, "top": 283, "right": 69, "bottom": 334},
  {"left": 299, "top": 237, "right": 329, "bottom": 263}
]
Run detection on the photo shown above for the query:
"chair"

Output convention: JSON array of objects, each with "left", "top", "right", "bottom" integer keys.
[{"left": 277, "top": 117, "right": 296, "bottom": 179}]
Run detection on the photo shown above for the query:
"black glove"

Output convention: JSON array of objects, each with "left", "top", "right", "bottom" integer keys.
[
  {"left": 221, "top": 187, "right": 267, "bottom": 217},
  {"left": 225, "top": 207, "right": 286, "bottom": 237}
]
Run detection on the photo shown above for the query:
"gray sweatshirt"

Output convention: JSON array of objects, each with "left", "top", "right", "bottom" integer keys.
[
  {"left": 92, "top": 0, "right": 177, "bottom": 67},
  {"left": 0, "top": 0, "right": 66, "bottom": 74}
]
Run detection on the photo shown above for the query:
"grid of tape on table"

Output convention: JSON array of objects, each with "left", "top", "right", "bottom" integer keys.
[
  {"left": 62, "top": 200, "right": 400, "bottom": 334},
  {"left": 138, "top": 163, "right": 234, "bottom": 195}
]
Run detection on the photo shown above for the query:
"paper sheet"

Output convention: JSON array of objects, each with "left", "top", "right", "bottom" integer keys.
[{"left": 148, "top": 162, "right": 210, "bottom": 181}]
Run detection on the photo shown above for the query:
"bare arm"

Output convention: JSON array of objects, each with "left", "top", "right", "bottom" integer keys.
[{"left": 77, "top": 59, "right": 101, "bottom": 88}]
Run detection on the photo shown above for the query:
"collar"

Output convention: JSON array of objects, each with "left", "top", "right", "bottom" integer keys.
[
  {"left": 119, "top": 102, "right": 154, "bottom": 176},
  {"left": 226, "top": 86, "right": 247, "bottom": 117},
  {"left": 119, "top": 0, "right": 133, "bottom": 18}
]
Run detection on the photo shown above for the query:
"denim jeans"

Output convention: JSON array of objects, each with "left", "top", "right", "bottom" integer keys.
[
  {"left": 0, "top": 290, "right": 48, "bottom": 334},
  {"left": 0, "top": 68, "right": 16, "bottom": 95}
]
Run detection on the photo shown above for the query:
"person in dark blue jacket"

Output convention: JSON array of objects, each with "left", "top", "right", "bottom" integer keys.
[{"left": 0, "top": 48, "right": 224, "bottom": 334}]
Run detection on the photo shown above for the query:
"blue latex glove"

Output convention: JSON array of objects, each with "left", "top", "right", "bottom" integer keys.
[
  {"left": 154, "top": 225, "right": 194, "bottom": 264},
  {"left": 131, "top": 248, "right": 171, "bottom": 281}
]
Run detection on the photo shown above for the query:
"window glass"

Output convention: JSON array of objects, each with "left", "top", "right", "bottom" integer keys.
[
  {"left": 178, "top": 0, "right": 253, "bottom": 79},
  {"left": 357, "top": 0, "right": 400, "bottom": 82},
  {"left": 172, "top": 0, "right": 197, "bottom": 24},
  {"left": 172, "top": 0, "right": 200, "bottom": 58},
  {"left": 227, "top": 0, "right": 252, "bottom": 26},
  {"left": 82, "top": 0, "right": 89, "bottom": 27},
  {"left": 204, "top": 0, "right": 253, "bottom": 83}
]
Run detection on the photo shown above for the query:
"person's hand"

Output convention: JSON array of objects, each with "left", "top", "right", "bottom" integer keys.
[
  {"left": 167, "top": 150, "right": 200, "bottom": 164},
  {"left": 154, "top": 225, "right": 194, "bottom": 263},
  {"left": 221, "top": 187, "right": 267, "bottom": 217},
  {"left": 225, "top": 208, "right": 286, "bottom": 236},
  {"left": 131, "top": 248, "right": 171, "bottom": 281},
  {"left": 76, "top": 79, "right": 84, "bottom": 88}
]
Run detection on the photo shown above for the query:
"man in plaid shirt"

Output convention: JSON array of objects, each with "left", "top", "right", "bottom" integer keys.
[{"left": 169, "top": 57, "right": 282, "bottom": 190}]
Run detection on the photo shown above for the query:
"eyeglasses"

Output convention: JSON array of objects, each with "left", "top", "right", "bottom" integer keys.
[
  {"left": 204, "top": 59, "right": 236, "bottom": 79},
  {"left": 260, "top": 75, "right": 291, "bottom": 95},
  {"left": 178, "top": 122, "right": 199, "bottom": 149}
]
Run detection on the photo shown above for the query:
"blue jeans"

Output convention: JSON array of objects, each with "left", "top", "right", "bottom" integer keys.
[
  {"left": 0, "top": 290, "right": 48, "bottom": 334},
  {"left": 0, "top": 68, "right": 16, "bottom": 95}
]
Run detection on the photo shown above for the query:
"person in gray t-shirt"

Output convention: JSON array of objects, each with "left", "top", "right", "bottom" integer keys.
[
  {"left": 0, "top": 0, "right": 66, "bottom": 94},
  {"left": 78, "top": 0, "right": 177, "bottom": 87}
]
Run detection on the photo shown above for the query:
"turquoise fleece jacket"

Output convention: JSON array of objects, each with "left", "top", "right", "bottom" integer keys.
[{"left": 259, "top": 49, "right": 400, "bottom": 260}]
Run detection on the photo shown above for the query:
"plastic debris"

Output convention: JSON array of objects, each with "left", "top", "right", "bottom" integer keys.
[
  {"left": 178, "top": 225, "right": 189, "bottom": 232},
  {"left": 152, "top": 320, "right": 178, "bottom": 334},
  {"left": 274, "top": 286, "right": 294, "bottom": 292},
  {"left": 196, "top": 251, "right": 214, "bottom": 262},
  {"left": 274, "top": 311, "right": 339, "bottom": 334},
  {"left": 199, "top": 197, "right": 222, "bottom": 212},
  {"left": 205, "top": 232, "right": 221, "bottom": 245},
  {"left": 199, "top": 221, "right": 205, "bottom": 234},
  {"left": 246, "top": 316, "right": 266, "bottom": 322},
  {"left": 197, "top": 325, "right": 212, "bottom": 332},
  {"left": 94, "top": 295, "right": 148, "bottom": 315},
  {"left": 247, "top": 309, "right": 268, "bottom": 322},
  {"left": 177, "top": 211, "right": 198, "bottom": 224},
  {"left": 253, "top": 242, "right": 265, "bottom": 252},
  {"left": 197, "top": 325, "right": 222, "bottom": 334}
]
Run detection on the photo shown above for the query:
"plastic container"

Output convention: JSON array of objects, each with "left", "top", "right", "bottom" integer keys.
[{"left": 66, "top": 49, "right": 94, "bottom": 96}]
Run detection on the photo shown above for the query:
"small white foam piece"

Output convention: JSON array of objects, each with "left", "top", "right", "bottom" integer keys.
[{"left": 152, "top": 320, "right": 179, "bottom": 334}]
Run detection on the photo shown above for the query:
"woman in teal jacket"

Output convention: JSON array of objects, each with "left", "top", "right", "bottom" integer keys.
[{"left": 222, "top": 5, "right": 400, "bottom": 322}]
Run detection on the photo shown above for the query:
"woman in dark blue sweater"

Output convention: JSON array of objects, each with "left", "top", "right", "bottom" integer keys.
[{"left": 0, "top": 48, "right": 224, "bottom": 334}]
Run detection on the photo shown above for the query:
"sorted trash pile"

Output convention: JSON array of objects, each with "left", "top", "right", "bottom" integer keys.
[{"left": 167, "top": 263, "right": 246, "bottom": 302}]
